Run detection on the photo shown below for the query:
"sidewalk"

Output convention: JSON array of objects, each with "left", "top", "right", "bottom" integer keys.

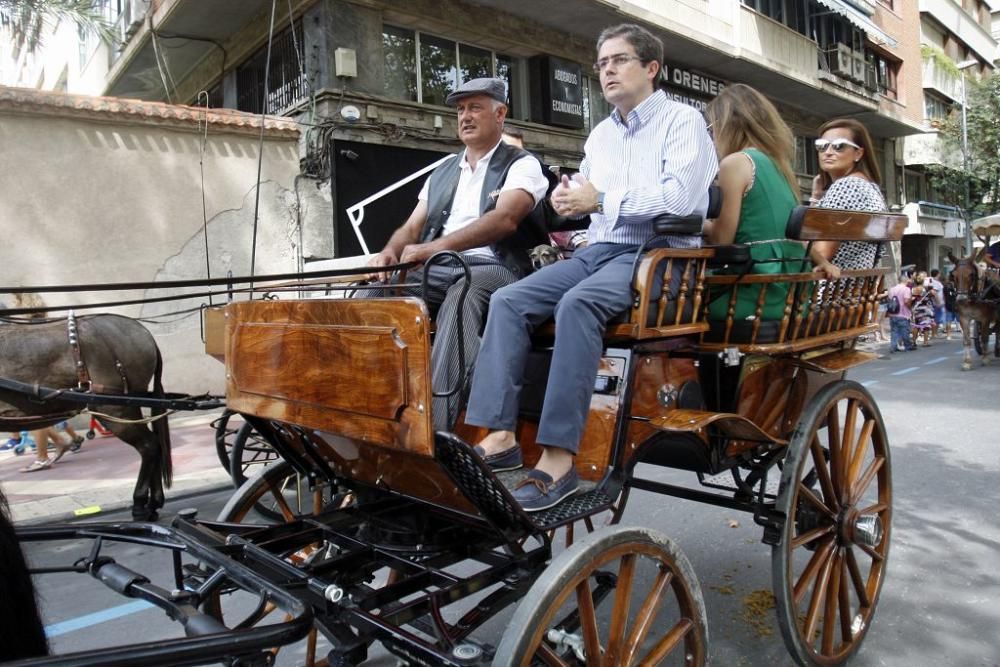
[{"left": 0, "top": 411, "right": 234, "bottom": 524}]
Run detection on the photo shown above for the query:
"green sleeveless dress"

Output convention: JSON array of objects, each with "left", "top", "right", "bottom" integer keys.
[{"left": 708, "top": 148, "right": 805, "bottom": 321}]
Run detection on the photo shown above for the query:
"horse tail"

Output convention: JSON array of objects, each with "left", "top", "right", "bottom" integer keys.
[
  {"left": 0, "top": 486, "right": 49, "bottom": 660},
  {"left": 151, "top": 345, "right": 173, "bottom": 488}
]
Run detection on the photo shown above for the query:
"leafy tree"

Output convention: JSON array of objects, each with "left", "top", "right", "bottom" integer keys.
[
  {"left": 0, "top": 0, "right": 111, "bottom": 53},
  {"left": 926, "top": 71, "right": 1000, "bottom": 223}
]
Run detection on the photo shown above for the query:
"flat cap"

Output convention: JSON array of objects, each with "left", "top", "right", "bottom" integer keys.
[{"left": 445, "top": 77, "right": 507, "bottom": 106}]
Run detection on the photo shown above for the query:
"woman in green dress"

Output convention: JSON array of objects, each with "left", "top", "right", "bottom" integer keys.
[{"left": 704, "top": 84, "right": 805, "bottom": 322}]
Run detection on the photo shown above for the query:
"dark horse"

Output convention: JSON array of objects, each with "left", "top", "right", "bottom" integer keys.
[
  {"left": 0, "top": 314, "right": 171, "bottom": 519},
  {"left": 0, "top": 484, "right": 48, "bottom": 660},
  {"left": 947, "top": 253, "right": 1000, "bottom": 370}
]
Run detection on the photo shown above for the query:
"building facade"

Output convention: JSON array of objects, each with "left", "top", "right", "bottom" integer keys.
[{"left": 8, "top": 0, "right": 981, "bottom": 271}]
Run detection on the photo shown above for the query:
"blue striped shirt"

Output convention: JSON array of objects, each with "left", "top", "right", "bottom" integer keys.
[{"left": 583, "top": 90, "right": 718, "bottom": 247}]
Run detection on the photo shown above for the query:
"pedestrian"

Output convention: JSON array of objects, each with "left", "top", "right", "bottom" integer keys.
[
  {"left": 364, "top": 77, "right": 550, "bottom": 431},
  {"left": 465, "top": 23, "right": 717, "bottom": 511},
  {"left": 910, "top": 284, "right": 935, "bottom": 347},
  {"left": 807, "top": 118, "right": 887, "bottom": 279},
  {"left": 20, "top": 427, "right": 71, "bottom": 473},
  {"left": 927, "top": 268, "right": 945, "bottom": 338},
  {"left": 943, "top": 274, "right": 958, "bottom": 339},
  {"left": 886, "top": 275, "right": 915, "bottom": 353}
]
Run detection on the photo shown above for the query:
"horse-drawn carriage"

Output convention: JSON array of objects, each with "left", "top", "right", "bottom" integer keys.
[{"left": 5, "top": 203, "right": 905, "bottom": 666}]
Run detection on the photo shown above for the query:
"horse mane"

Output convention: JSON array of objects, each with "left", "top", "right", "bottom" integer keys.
[{"left": 0, "top": 486, "right": 49, "bottom": 660}]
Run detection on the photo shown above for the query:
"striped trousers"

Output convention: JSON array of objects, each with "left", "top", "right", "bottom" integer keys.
[{"left": 367, "top": 257, "right": 517, "bottom": 432}]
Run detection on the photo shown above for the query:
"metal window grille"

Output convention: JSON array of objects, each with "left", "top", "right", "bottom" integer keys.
[{"left": 236, "top": 21, "right": 306, "bottom": 114}]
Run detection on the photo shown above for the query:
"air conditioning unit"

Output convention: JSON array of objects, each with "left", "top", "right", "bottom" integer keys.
[
  {"left": 825, "top": 43, "right": 855, "bottom": 79},
  {"left": 852, "top": 54, "right": 867, "bottom": 84}
]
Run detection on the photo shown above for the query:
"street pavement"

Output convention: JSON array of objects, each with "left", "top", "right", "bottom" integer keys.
[{"left": 0, "top": 411, "right": 232, "bottom": 524}]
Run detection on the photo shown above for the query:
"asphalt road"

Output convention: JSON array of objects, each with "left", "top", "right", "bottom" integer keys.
[{"left": 18, "top": 335, "right": 1000, "bottom": 666}]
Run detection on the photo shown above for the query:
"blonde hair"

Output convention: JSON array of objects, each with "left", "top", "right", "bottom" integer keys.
[
  {"left": 705, "top": 84, "right": 798, "bottom": 195},
  {"left": 816, "top": 118, "right": 882, "bottom": 190}
]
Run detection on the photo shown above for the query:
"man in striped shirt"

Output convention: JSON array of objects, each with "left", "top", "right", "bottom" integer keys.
[{"left": 465, "top": 23, "right": 718, "bottom": 511}]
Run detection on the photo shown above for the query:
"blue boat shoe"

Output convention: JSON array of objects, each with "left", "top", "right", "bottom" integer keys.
[
  {"left": 473, "top": 444, "right": 523, "bottom": 472},
  {"left": 512, "top": 468, "right": 579, "bottom": 512}
]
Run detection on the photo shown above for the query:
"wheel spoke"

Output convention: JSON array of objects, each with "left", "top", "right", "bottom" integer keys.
[
  {"left": 799, "top": 484, "right": 837, "bottom": 521},
  {"left": 637, "top": 618, "right": 693, "bottom": 666},
  {"left": 822, "top": 551, "right": 843, "bottom": 655},
  {"left": 837, "top": 558, "right": 853, "bottom": 643},
  {"left": 263, "top": 478, "right": 297, "bottom": 522},
  {"left": 849, "top": 456, "right": 885, "bottom": 506},
  {"left": 620, "top": 568, "right": 674, "bottom": 666},
  {"left": 802, "top": 544, "right": 837, "bottom": 645},
  {"left": 844, "top": 547, "right": 871, "bottom": 608},
  {"left": 856, "top": 541, "right": 884, "bottom": 563},
  {"left": 846, "top": 418, "right": 875, "bottom": 485},
  {"left": 857, "top": 501, "right": 888, "bottom": 516},
  {"left": 840, "top": 399, "right": 859, "bottom": 480},
  {"left": 826, "top": 403, "right": 843, "bottom": 503},
  {"left": 792, "top": 523, "right": 836, "bottom": 550},
  {"left": 810, "top": 436, "right": 839, "bottom": 511},
  {"left": 537, "top": 642, "right": 571, "bottom": 667},
  {"left": 575, "top": 578, "right": 602, "bottom": 666},
  {"left": 603, "top": 555, "right": 637, "bottom": 667},
  {"left": 793, "top": 538, "right": 835, "bottom": 606}
]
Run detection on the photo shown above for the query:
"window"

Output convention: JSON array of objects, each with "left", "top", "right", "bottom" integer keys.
[
  {"left": 924, "top": 92, "right": 953, "bottom": 124},
  {"left": 877, "top": 0, "right": 894, "bottom": 10},
  {"left": 236, "top": 20, "right": 307, "bottom": 114},
  {"left": 740, "top": 0, "right": 810, "bottom": 37},
  {"left": 382, "top": 25, "right": 520, "bottom": 117},
  {"left": 794, "top": 136, "right": 819, "bottom": 177},
  {"left": 872, "top": 53, "right": 899, "bottom": 99}
]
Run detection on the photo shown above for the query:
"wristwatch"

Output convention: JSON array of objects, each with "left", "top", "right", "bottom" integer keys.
[{"left": 595, "top": 192, "right": 605, "bottom": 215}]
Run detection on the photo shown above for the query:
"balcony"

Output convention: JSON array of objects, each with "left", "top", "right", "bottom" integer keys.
[
  {"left": 901, "top": 201, "right": 964, "bottom": 238},
  {"left": 919, "top": 0, "right": 995, "bottom": 64},
  {"left": 922, "top": 56, "right": 962, "bottom": 101},
  {"left": 903, "top": 131, "right": 964, "bottom": 167}
]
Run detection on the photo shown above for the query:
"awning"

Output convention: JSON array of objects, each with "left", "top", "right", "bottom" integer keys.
[
  {"left": 815, "top": 0, "right": 898, "bottom": 48},
  {"left": 972, "top": 214, "right": 1000, "bottom": 237}
]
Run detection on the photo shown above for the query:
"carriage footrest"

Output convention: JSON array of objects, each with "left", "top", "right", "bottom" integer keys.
[{"left": 650, "top": 409, "right": 787, "bottom": 445}]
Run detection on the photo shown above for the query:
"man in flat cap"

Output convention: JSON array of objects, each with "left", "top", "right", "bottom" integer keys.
[{"left": 367, "top": 77, "right": 550, "bottom": 431}]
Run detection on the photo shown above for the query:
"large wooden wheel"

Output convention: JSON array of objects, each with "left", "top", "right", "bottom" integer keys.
[
  {"left": 210, "top": 461, "right": 341, "bottom": 666},
  {"left": 229, "top": 421, "right": 280, "bottom": 489},
  {"left": 494, "top": 526, "right": 707, "bottom": 667},
  {"left": 772, "top": 380, "right": 892, "bottom": 666}
]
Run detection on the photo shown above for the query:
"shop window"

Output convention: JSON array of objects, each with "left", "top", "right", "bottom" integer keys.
[{"left": 582, "top": 76, "right": 610, "bottom": 132}]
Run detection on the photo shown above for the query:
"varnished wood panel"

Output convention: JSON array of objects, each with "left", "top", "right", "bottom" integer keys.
[
  {"left": 786, "top": 207, "right": 908, "bottom": 242},
  {"left": 622, "top": 353, "right": 700, "bottom": 466},
  {"left": 226, "top": 298, "right": 434, "bottom": 457},
  {"left": 204, "top": 306, "right": 226, "bottom": 363}
]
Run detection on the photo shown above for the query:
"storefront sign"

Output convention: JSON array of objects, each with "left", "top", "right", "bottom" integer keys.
[
  {"left": 660, "top": 64, "right": 725, "bottom": 112},
  {"left": 530, "top": 56, "right": 584, "bottom": 129}
]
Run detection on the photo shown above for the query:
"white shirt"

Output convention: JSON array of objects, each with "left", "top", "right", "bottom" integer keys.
[
  {"left": 582, "top": 90, "right": 718, "bottom": 247},
  {"left": 418, "top": 141, "right": 549, "bottom": 258},
  {"left": 927, "top": 277, "right": 944, "bottom": 307}
]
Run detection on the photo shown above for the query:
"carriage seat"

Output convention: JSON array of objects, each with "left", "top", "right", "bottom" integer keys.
[{"left": 698, "top": 206, "right": 908, "bottom": 353}]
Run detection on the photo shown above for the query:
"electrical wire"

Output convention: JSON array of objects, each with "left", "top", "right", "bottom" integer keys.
[{"left": 250, "top": 0, "right": 279, "bottom": 291}]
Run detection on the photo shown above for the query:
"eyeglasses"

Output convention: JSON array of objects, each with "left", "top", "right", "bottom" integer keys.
[
  {"left": 815, "top": 138, "right": 861, "bottom": 153},
  {"left": 593, "top": 54, "right": 643, "bottom": 73}
]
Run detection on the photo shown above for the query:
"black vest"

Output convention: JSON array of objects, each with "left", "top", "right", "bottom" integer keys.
[{"left": 419, "top": 142, "right": 548, "bottom": 279}]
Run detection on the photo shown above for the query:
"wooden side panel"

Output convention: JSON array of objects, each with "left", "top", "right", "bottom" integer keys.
[
  {"left": 622, "top": 352, "right": 701, "bottom": 466},
  {"left": 225, "top": 298, "right": 434, "bottom": 457}
]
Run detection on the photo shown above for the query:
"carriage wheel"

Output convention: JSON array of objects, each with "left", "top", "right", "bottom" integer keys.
[
  {"left": 971, "top": 320, "right": 983, "bottom": 357},
  {"left": 211, "top": 461, "right": 344, "bottom": 665},
  {"left": 229, "top": 421, "right": 280, "bottom": 488},
  {"left": 494, "top": 526, "right": 707, "bottom": 667},
  {"left": 211, "top": 409, "right": 240, "bottom": 477},
  {"left": 772, "top": 380, "right": 891, "bottom": 666}
]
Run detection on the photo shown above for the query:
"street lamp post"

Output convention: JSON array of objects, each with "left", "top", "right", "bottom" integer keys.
[{"left": 957, "top": 60, "right": 977, "bottom": 256}]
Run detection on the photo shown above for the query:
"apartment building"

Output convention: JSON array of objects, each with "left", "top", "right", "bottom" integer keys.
[
  {"left": 901, "top": 0, "right": 998, "bottom": 270},
  {"left": 3, "top": 0, "right": 931, "bottom": 264}
]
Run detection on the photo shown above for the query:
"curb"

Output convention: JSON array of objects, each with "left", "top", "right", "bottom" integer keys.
[{"left": 15, "top": 478, "right": 236, "bottom": 526}]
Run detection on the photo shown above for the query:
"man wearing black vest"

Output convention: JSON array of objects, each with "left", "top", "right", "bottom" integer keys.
[{"left": 367, "top": 77, "right": 550, "bottom": 431}]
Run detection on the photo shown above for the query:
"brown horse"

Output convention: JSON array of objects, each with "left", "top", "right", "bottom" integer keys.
[
  {"left": 0, "top": 314, "right": 172, "bottom": 520},
  {"left": 947, "top": 253, "right": 1000, "bottom": 370}
]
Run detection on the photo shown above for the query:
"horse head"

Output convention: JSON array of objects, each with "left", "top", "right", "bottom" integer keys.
[{"left": 948, "top": 252, "right": 979, "bottom": 302}]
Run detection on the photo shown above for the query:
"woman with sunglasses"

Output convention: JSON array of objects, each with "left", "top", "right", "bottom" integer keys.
[
  {"left": 809, "top": 118, "right": 887, "bottom": 278},
  {"left": 703, "top": 84, "right": 805, "bottom": 321}
]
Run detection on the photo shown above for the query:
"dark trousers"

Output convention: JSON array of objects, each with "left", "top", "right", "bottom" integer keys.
[{"left": 464, "top": 243, "right": 640, "bottom": 452}]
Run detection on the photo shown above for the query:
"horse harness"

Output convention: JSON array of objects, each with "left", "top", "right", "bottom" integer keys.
[{"left": 67, "top": 311, "right": 130, "bottom": 393}]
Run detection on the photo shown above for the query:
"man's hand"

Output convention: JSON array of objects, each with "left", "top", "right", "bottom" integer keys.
[
  {"left": 399, "top": 242, "right": 439, "bottom": 266},
  {"left": 366, "top": 250, "right": 398, "bottom": 282},
  {"left": 551, "top": 173, "right": 599, "bottom": 218}
]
